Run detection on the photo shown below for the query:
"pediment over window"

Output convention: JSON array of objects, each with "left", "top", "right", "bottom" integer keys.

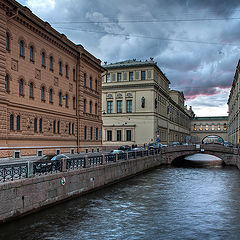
[
  {"left": 126, "top": 92, "right": 133, "bottom": 98},
  {"left": 116, "top": 93, "right": 123, "bottom": 98},
  {"left": 106, "top": 93, "right": 113, "bottom": 99}
]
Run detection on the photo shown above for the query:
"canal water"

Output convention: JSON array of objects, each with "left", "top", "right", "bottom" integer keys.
[{"left": 1, "top": 165, "right": 240, "bottom": 240}]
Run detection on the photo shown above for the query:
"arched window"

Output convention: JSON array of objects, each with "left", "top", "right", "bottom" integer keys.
[
  {"left": 49, "top": 56, "right": 53, "bottom": 70},
  {"left": 39, "top": 118, "right": 42, "bottom": 133},
  {"left": 30, "top": 46, "right": 34, "bottom": 61},
  {"left": 95, "top": 103, "right": 98, "bottom": 115},
  {"left": 16, "top": 115, "right": 20, "bottom": 131},
  {"left": 10, "top": 114, "right": 14, "bottom": 131},
  {"left": 19, "top": 79, "right": 23, "bottom": 95},
  {"left": 53, "top": 120, "right": 56, "bottom": 134},
  {"left": 83, "top": 99, "right": 86, "bottom": 112},
  {"left": 72, "top": 123, "right": 74, "bottom": 135},
  {"left": 96, "top": 127, "right": 98, "bottom": 140},
  {"left": 68, "top": 122, "right": 71, "bottom": 134},
  {"left": 73, "top": 69, "right": 76, "bottom": 81},
  {"left": 5, "top": 74, "right": 9, "bottom": 92},
  {"left": 84, "top": 126, "right": 87, "bottom": 140},
  {"left": 49, "top": 89, "right": 53, "bottom": 103},
  {"left": 34, "top": 118, "right": 37, "bottom": 132},
  {"left": 59, "top": 61, "right": 62, "bottom": 74},
  {"left": 6, "top": 33, "right": 10, "bottom": 50},
  {"left": 59, "top": 92, "right": 62, "bottom": 106},
  {"left": 29, "top": 82, "right": 34, "bottom": 98},
  {"left": 73, "top": 96, "right": 76, "bottom": 109},
  {"left": 41, "top": 52, "right": 46, "bottom": 66},
  {"left": 90, "top": 127, "right": 93, "bottom": 140},
  {"left": 41, "top": 86, "right": 45, "bottom": 101},
  {"left": 57, "top": 120, "right": 60, "bottom": 134},
  {"left": 89, "top": 101, "right": 92, "bottom": 113},
  {"left": 84, "top": 73, "right": 87, "bottom": 87},
  {"left": 95, "top": 79, "right": 98, "bottom": 91},
  {"left": 65, "top": 94, "right": 68, "bottom": 107},
  {"left": 19, "top": 40, "right": 24, "bottom": 56},
  {"left": 65, "top": 64, "right": 69, "bottom": 78},
  {"left": 90, "top": 76, "right": 92, "bottom": 89}
]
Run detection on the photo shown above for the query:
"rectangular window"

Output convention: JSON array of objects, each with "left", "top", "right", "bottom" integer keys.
[
  {"left": 141, "top": 71, "right": 146, "bottom": 80},
  {"left": 107, "top": 130, "right": 112, "bottom": 141},
  {"left": 126, "top": 130, "right": 132, "bottom": 141},
  {"left": 117, "top": 73, "right": 121, "bottom": 82},
  {"left": 126, "top": 100, "right": 132, "bottom": 113},
  {"left": 106, "top": 73, "right": 110, "bottom": 82},
  {"left": 107, "top": 101, "right": 113, "bottom": 113},
  {"left": 117, "top": 100, "right": 122, "bottom": 113},
  {"left": 129, "top": 72, "right": 133, "bottom": 81},
  {"left": 117, "top": 130, "right": 122, "bottom": 141}
]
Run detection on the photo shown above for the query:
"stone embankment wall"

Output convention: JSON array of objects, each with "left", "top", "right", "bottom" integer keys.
[
  {"left": 0, "top": 155, "right": 162, "bottom": 223},
  {"left": 222, "top": 148, "right": 240, "bottom": 169}
]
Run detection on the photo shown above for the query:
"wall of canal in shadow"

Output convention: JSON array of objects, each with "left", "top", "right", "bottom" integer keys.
[{"left": 1, "top": 157, "right": 240, "bottom": 240}]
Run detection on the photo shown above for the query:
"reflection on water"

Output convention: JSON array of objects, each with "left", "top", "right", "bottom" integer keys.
[{"left": 1, "top": 166, "right": 240, "bottom": 240}]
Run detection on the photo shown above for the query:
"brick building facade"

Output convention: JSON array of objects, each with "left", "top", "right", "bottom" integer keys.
[{"left": 0, "top": 0, "right": 104, "bottom": 158}]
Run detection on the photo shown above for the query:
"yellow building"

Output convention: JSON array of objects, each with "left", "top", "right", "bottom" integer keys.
[
  {"left": 191, "top": 116, "right": 228, "bottom": 143},
  {"left": 102, "top": 59, "right": 194, "bottom": 148}
]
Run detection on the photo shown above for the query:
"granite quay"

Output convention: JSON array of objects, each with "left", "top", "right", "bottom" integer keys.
[{"left": 0, "top": 145, "right": 240, "bottom": 224}]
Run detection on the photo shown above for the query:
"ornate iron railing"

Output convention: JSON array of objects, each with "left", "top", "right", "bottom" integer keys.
[
  {"left": 88, "top": 156, "right": 103, "bottom": 166},
  {"left": 33, "top": 160, "right": 62, "bottom": 175},
  {"left": 0, "top": 148, "right": 162, "bottom": 183},
  {"left": 128, "top": 151, "right": 135, "bottom": 159},
  {"left": 0, "top": 163, "right": 28, "bottom": 182},
  {"left": 67, "top": 157, "right": 85, "bottom": 170},
  {"left": 105, "top": 154, "right": 116, "bottom": 163},
  {"left": 118, "top": 152, "right": 127, "bottom": 160}
]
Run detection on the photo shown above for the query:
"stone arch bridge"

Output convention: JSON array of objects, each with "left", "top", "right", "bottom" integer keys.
[{"left": 161, "top": 144, "right": 240, "bottom": 166}]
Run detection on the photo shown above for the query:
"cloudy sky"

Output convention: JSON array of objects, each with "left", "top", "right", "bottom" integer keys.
[{"left": 18, "top": 0, "right": 240, "bottom": 116}]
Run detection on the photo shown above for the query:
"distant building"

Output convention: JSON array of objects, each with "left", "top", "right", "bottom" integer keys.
[
  {"left": 191, "top": 116, "right": 228, "bottom": 143},
  {"left": 0, "top": 0, "right": 104, "bottom": 158},
  {"left": 228, "top": 60, "right": 240, "bottom": 145},
  {"left": 101, "top": 59, "right": 194, "bottom": 148}
]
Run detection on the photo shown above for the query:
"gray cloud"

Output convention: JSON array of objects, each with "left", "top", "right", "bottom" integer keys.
[{"left": 19, "top": 0, "right": 240, "bottom": 116}]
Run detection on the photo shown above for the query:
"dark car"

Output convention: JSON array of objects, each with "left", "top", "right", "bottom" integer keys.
[
  {"left": 35, "top": 154, "right": 69, "bottom": 172},
  {"left": 118, "top": 145, "right": 131, "bottom": 151},
  {"left": 224, "top": 141, "right": 233, "bottom": 147}
]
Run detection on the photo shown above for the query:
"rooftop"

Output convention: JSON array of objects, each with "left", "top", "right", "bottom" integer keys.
[{"left": 102, "top": 58, "right": 157, "bottom": 69}]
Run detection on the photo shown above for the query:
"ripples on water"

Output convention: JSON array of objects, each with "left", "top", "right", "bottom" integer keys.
[{"left": 1, "top": 166, "right": 240, "bottom": 240}]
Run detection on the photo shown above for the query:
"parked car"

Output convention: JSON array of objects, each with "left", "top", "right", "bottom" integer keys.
[
  {"left": 110, "top": 150, "right": 124, "bottom": 154},
  {"left": 224, "top": 141, "right": 233, "bottom": 147},
  {"left": 118, "top": 145, "right": 131, "bottom": 151},
  {"left": 35, "top": 154, "right": 70, "bottom": 172},
  {"left": 132, "top": 147, "right": 145, "bottom": 151},
  {"left": 148, "top": 142, "right": 161, "bottom": 150},
  {"left": 172, "top": 142, "right": 180, "bottom": 146}
]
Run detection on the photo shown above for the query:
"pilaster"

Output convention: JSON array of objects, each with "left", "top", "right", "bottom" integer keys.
[{"left": 0, "top": 7, "right": 7, "bottom": 143}]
